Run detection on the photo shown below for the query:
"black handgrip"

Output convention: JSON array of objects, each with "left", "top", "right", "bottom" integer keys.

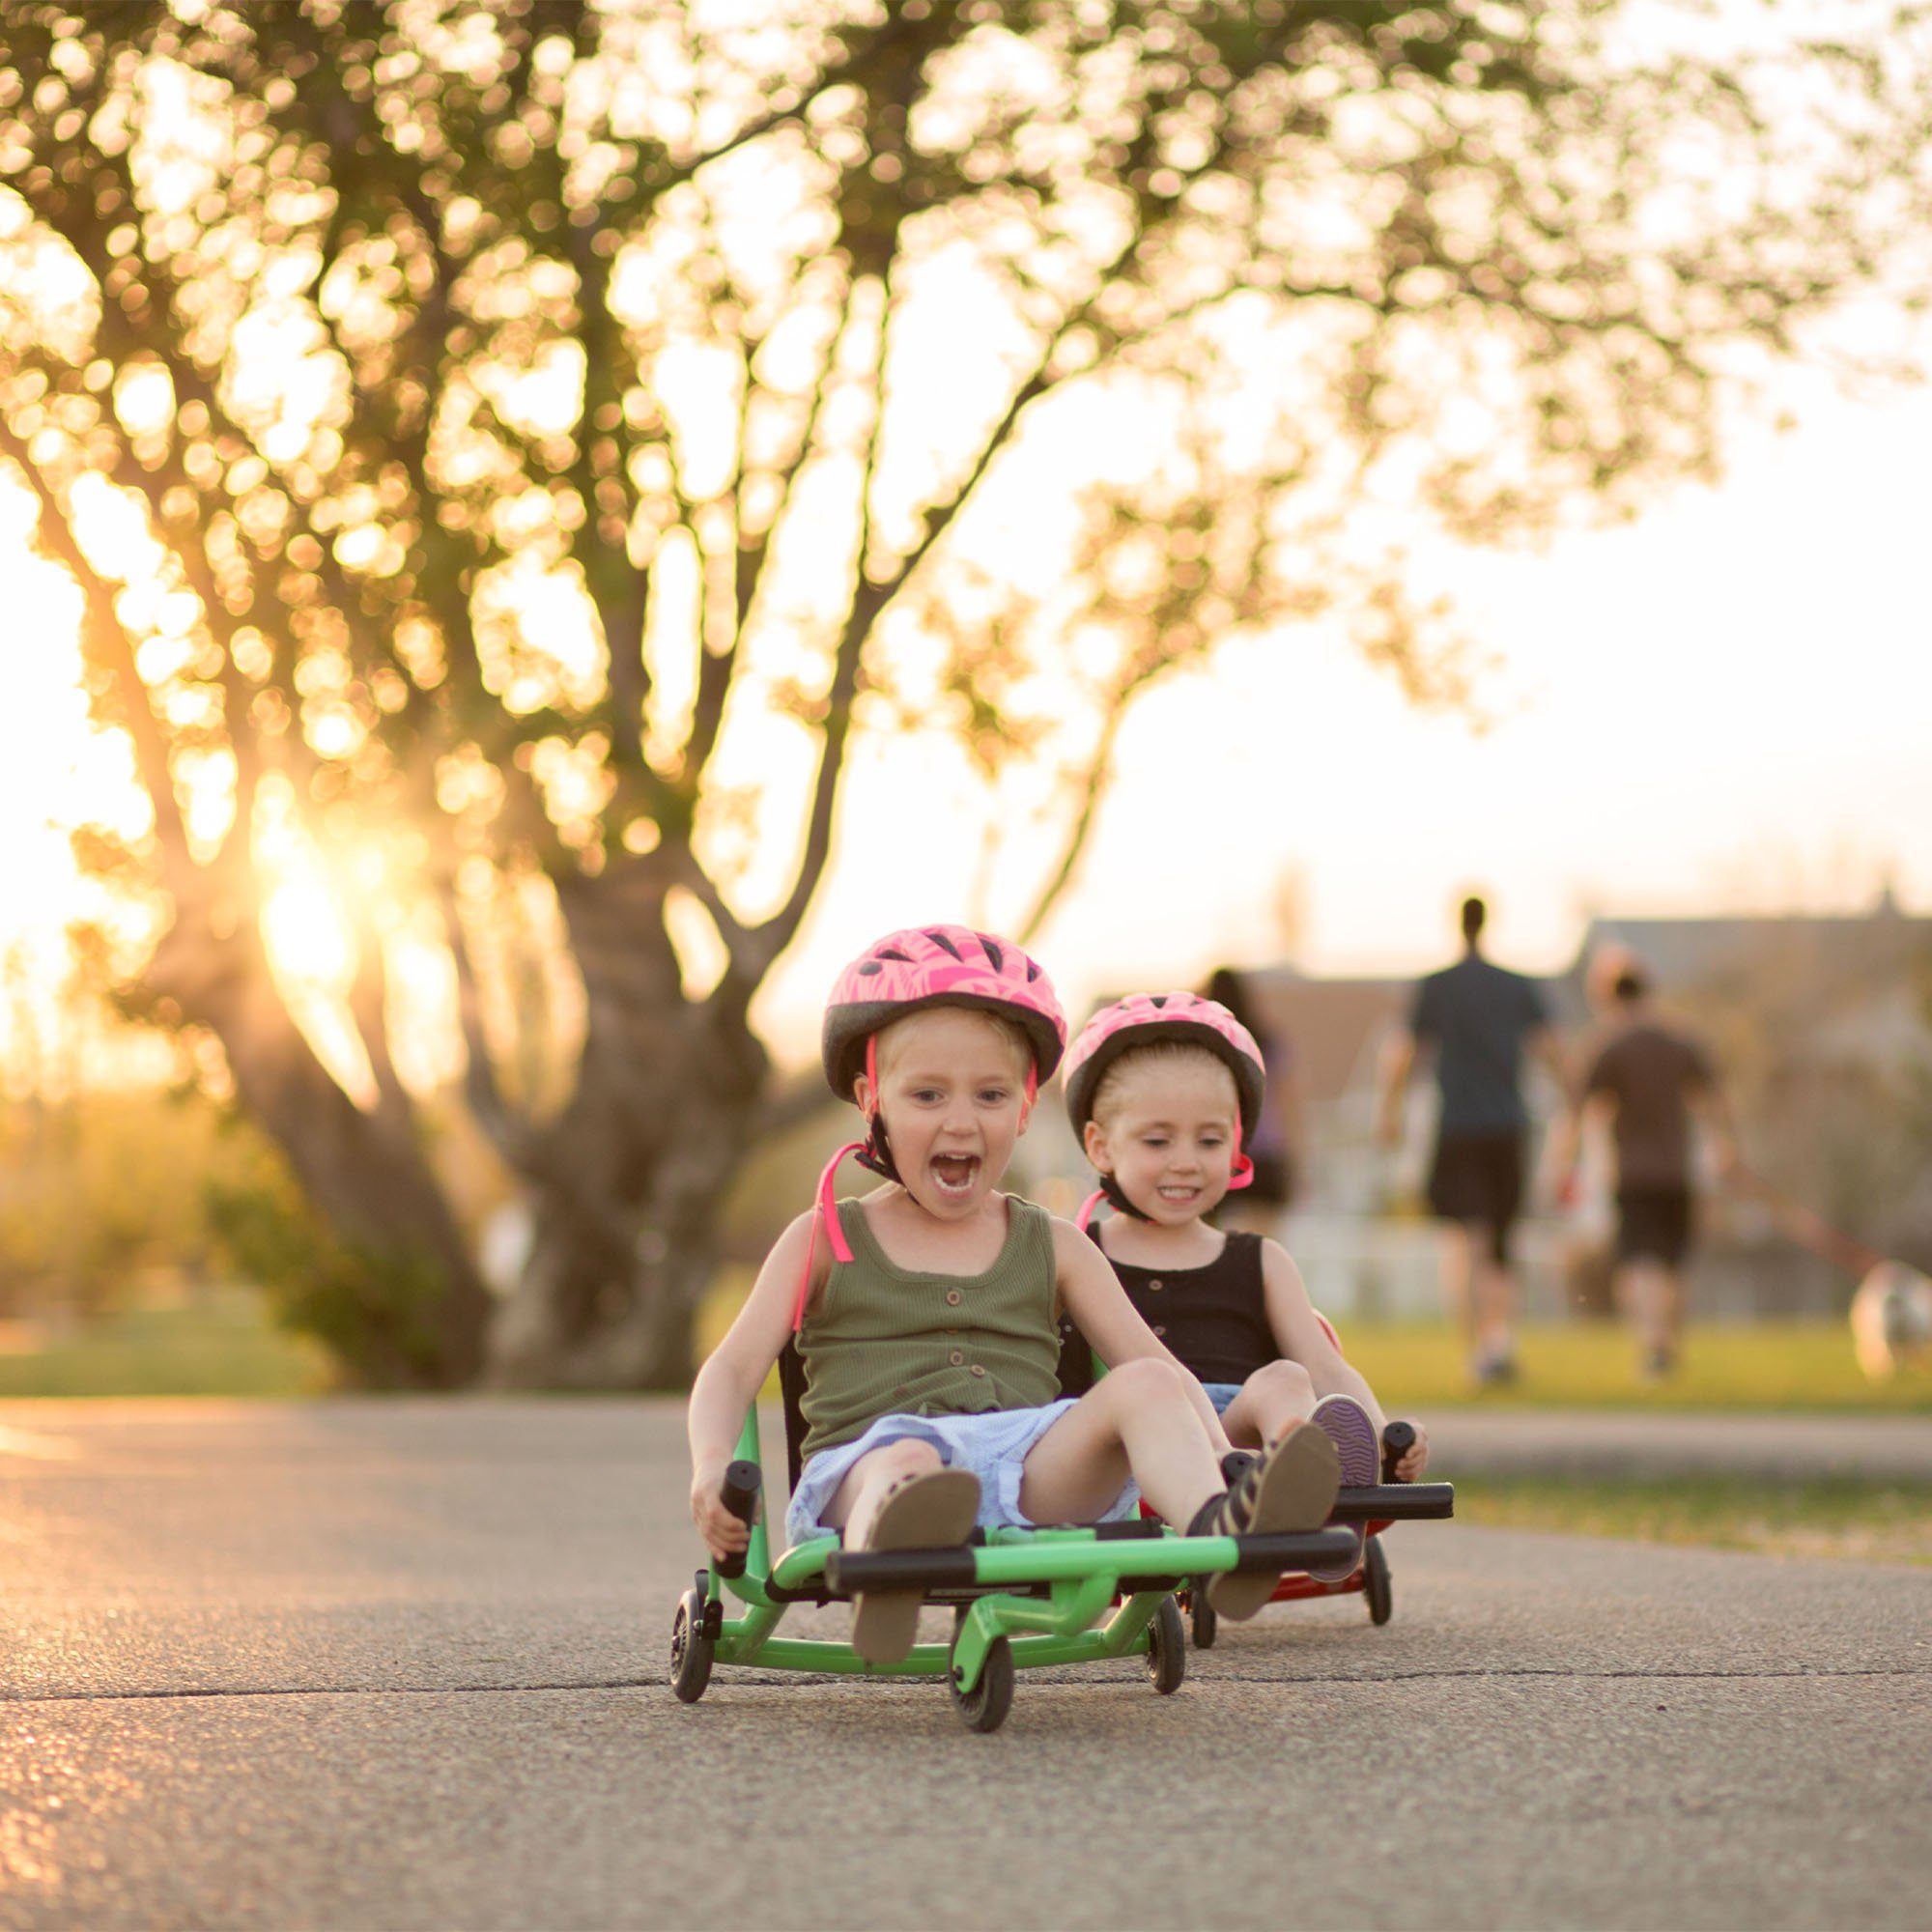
[
  {"left": 716, "top": 1459, "right": 762, "bottom": 1579},
  {"left": 1380, "top": 1421, "right": 1416, "bottom": 1484}
]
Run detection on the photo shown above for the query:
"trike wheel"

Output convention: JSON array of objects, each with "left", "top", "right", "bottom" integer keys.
[
  {"left": 1147, "top": 1594, "right": 1187, "bottom": 1694},
  {"left": 1189, "top": 1587, "right": 1218, "bottom": 1651},
  {"left": 950, "top": 1633, "right": 1015, "bottom": 1734},
  {"left": 670, "top": 1587, "right": 714, "bottom": 1702},
  {"left": 1364, "top": 1537, "right": 1393, "bottom": 1627}
]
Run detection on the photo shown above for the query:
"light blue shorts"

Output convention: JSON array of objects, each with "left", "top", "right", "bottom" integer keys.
[
  {"left": 1201, "top": 1381, "right": 1245, "bottom": 1417},
  {"left": 784, "top": 1400, "right": 1139, "bottom": 1548}
]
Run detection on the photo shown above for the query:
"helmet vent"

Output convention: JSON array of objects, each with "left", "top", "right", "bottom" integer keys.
[
  {"left": 876, "top": 946, "right": 912, "bottom": 962},
  {"left": 1025, "top": 961, "right": 1038, "bottom": 980},
  {"left": 857, "top": 959, "right": 883, "bottom": 975},
  {"left": 925, "top": 928, "right": 964, "bottom": 960},
  {"left": 1149, "top": 994, "right": 1169, "bottom": 1008},
  {"left": 977, "top": 934, "right": 1004, "bottom": 970}
]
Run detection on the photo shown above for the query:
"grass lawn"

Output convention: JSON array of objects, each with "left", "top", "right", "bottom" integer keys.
[
  {"left": 1454, "top": 1470, "right": 1932, "bottom": 1565},
  {"left": 0, "top": 1293, "right": 327, "bottom": 1399},
  {"left": 1340, "top": 1320, "right": 1932, "bottom": 1413}
]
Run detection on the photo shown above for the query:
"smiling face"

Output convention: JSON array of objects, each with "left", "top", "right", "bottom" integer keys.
[
  {"left": 1083, "top": 1047, "right": 1240, "bottom": 1226},
  {"left": 855, "top": 1006, "right": 1033, "bottom": 1220}
]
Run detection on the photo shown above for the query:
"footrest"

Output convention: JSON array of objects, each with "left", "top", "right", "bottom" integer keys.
[
  {"left": 825, "top": 1546, "right": 980, "bottom": 1594},
  {"left": 1226, "top": 1527, "right": 1361, "bottom": 1575},
  {"left": 1330, "top": 1482, "right": 1455, "bottom": 1523}
]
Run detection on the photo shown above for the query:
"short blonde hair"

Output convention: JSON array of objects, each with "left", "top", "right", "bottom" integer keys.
[
  {"left": 868, "top": 1004, "right": 1034, "bottom": 1091},
  {"left": 1089, "top": 1038, "right": 1236, "bottom": 1131}
]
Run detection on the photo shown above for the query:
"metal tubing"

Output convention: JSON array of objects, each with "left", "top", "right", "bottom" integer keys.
[
  {"left": 830, "top": 1525, "right": 1355, "bottom": 1593},
  {"left": 714, "top": 1630, "right": 1128, "bottom": 1677},
  {"left": 1331, "top": 1483, "right": 1455, "bottom": 1522}
]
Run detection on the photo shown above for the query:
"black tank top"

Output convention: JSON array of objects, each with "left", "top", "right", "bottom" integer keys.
[{"left": 1056, "top": 1228, "right": 1275, "bottom": 1392}]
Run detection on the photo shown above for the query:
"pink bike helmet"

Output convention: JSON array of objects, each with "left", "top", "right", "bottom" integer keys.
[
  {"left": 822, "top": 923, "right": 1066, "bottom": 1098},
  {"left": 796, "top": 924, "right": 1066, "bottom": 1325},
  {"left": 1063, "top": 992, "right": 1265, "bottom": 1223}
]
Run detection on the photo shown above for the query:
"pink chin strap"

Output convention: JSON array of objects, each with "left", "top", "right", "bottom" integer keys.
[{"left": 791, "top": 1034, "right": 1038, "bottom": 1332}]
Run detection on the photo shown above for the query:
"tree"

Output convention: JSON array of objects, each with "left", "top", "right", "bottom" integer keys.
[{"left": 2, "top": 0, "right": 1927, "bottom": 1386}]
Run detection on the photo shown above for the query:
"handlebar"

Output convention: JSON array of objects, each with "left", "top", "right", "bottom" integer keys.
[
  {"left": 1380, "top": 1420, "right": 1415, "bottom": 1485},
  {"left": 716, "top": 1459, "right": 762, "bottom": 1579}
]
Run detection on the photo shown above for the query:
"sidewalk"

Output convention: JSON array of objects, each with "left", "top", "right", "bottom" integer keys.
[{"left": 1426, "top": 1410, "right": 1932, "bottom": 1482}]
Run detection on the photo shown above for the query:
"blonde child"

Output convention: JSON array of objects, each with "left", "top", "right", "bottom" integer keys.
[
  {"left": 1064, "top": 992, "right": 1430, "bottom": 1580},
  {"left": 688, "top": 926, "right": 1343, "bottom": 1662}
]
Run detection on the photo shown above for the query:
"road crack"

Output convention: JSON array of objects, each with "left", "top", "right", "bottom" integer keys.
[{"left": 6, "top": 1662, "right": 1927, "bottom": 1705}]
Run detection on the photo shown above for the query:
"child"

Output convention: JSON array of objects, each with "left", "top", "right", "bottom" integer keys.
[
  {"left": 688, "top": 925, "right": 1343, "bottom": 1663},
  {"left": 1064, "top": 992, "right": 1431, "bottom": 1580}
]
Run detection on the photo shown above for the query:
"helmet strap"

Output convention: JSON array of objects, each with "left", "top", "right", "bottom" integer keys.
[
  {"left": 1227, "top": 1124, "right": 1255, "bottom": 1193},
  {"left": 854, "top": 1034, "right": 899, "bottom": 1180},
  {"left": 796, "top": 1137, "right": 867, "bottom": 1331},
  {"left": 1097, "top": 1169, "right": 1154, "bottom": 1221}
]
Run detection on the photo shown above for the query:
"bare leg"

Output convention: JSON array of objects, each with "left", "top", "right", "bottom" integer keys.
[
  {"left": 1472, "top": 1243, "right": 1517, "bottom": 1365},
  {"left": 1018, "top": 1358, "right": 1223, "bottom": 1527},
  {"left": 1220, "top": 1358, "right": 1317, "bottom": 1448},
  {"left": 1439, "top": 1223, "right": 1479, "bottom": 1353},
  {"left": 1617, "top": 1260, "right": 1682, "bottom": 1370},
  {"left": 822, "top": 1437, "right": 944, "bottom": 1544}
]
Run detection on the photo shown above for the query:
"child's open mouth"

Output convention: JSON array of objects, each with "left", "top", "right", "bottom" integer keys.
[
  {"left": 1156, "top": 1184, "right": 1201, "bottom": 1204},
  {"left": 930, "top": 1153, "right": 980, "bottom": 1197}
]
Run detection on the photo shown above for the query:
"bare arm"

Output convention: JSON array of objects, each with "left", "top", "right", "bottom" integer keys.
[
  {"left": 1051, "top": 1219, "right": 1233, "bottom": 1458},
  {"left": 1260, "top": 1239, "right": 1430, "bottom": 1477},
  {"left": 1376, "top": 1030, "right": 1417, "bottom": 1146},
  {"left": 1690, "top": 1080, "right": 1740, "bottom": 1179},
  {"left": 1530, "top": 1025, "right": 1574, "bottom": 1107},
  {"left": 1549, "top": 1089, "right": 1614, "bottom": 1189},
  {"left": 1259, "top": 1239, "right": 1385, "bottom": 1433},
  {"left": 687, "top": 1209, "right": 823, "bottom": 1558}
]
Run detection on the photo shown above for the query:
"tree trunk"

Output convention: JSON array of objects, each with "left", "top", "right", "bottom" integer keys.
[
  {"left": 143, "top": 887, "right": 494, "bottom": 1386},
  {"left": 485, "top": 859, "right": 769, "bottom": 1389}
]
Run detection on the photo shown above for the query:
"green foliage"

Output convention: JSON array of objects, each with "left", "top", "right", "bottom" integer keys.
[
  {"left": 0, "top": 1086, "right": 247, "bottom": 1317},
  {"left": 4, "top": 0, "right": 1931, "bottom": 1384},
  {"left": 204, "top": 1158, "right": 452, "bottom": 1389}
]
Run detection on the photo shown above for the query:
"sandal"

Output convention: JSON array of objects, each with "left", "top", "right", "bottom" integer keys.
[
  {"left": 848, "top": 1467, "right": 980, "bottom": 1664},
  {"left": 1198, "top": 1423, "right": 1340, "bottom": 1621},
  {"left": 1304, "top": 1394, "right": 1379, "bottom": 1581}
]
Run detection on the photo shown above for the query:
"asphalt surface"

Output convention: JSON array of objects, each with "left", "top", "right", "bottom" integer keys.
[{"left": 2, "top": 1398, "right": 1928, "bottom": 1931}]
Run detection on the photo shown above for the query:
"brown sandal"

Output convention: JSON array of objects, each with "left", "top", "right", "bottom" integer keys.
[
  {"left": 849, "top": 1467, "right": 980, "bottom": 1664},
  {"left": 1204, "top": 1423, "right": 1341, "bottom": 1622}
]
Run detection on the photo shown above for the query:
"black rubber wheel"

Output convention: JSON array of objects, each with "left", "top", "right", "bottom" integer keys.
[
  {"left": 1189, "top": 1587, "right": 1218, "bottom": 1651},
  {"left": 950, "top": 1633, "right": 1015, "bottom": 1733},
  {"left": 670, "top": 1588, "right": 714, "bottom": 1702},
  {"left": 1147, "top": 1594, "right": 1187, "bottom": 1694},
  {"left": 1364, "top": 1536, "right": 1393, "bottom": 1627}
]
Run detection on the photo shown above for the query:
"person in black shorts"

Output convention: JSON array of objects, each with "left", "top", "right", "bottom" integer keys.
[
  {"left": 1552, "top": 960, "right": 1736, "bottom": 1380},
  {"left": 1377, "top": 895, "right": 1567, "bottom": 1384}
]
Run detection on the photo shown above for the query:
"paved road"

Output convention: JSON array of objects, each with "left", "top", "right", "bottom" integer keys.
[{"left": 2, "top": 1399, "right": 1927, "bottom": 1931}]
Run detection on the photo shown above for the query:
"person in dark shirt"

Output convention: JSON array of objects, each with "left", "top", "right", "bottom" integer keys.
[
  {"left": 1377, "top": 895, "right": 1567, "bottom": 1384},
  {"left": 1204, "top": 966, "right": 1306, "bottom": 1232},
  {"left": 1552, "top": 961, "right": 1737, "bottom": 1380}
]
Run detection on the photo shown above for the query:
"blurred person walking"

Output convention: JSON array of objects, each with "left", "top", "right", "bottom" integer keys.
[
  {"left": 1378, "top": 895, "right": 1565, "bottom": 1384},
  {"left": 1552, "top": 960, "right": 1737, "bottom": 1381},
  {"left": 1204, "top": 966, "right": 1306, "bottom": 1236}
]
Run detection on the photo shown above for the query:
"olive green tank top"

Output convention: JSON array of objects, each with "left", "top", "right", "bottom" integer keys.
[{"left": 797, "top": 1196, "right": 1062, "bottom": 1463}]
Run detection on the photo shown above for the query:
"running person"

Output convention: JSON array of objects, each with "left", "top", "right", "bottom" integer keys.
[
  {"left": 1061, "top": 991, "right": 1429, "bottom": 1581},
  {"left": 1552, "top": 959, "right": 1737, "bottom": 1379},
  {"left": 687, "top": 925, "right": 1343, "bottom": 1662},
  {"left": 1377, "top": 895, "right": 1567, "bottom": 1384}
]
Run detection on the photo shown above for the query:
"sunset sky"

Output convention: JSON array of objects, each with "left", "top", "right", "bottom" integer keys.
[
  {"left": 753, "top": 360, "right": 1932, "bottom": 1050},
  {"left": 4, "top": 352, "right": 1929, "bottom": 1074}
]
